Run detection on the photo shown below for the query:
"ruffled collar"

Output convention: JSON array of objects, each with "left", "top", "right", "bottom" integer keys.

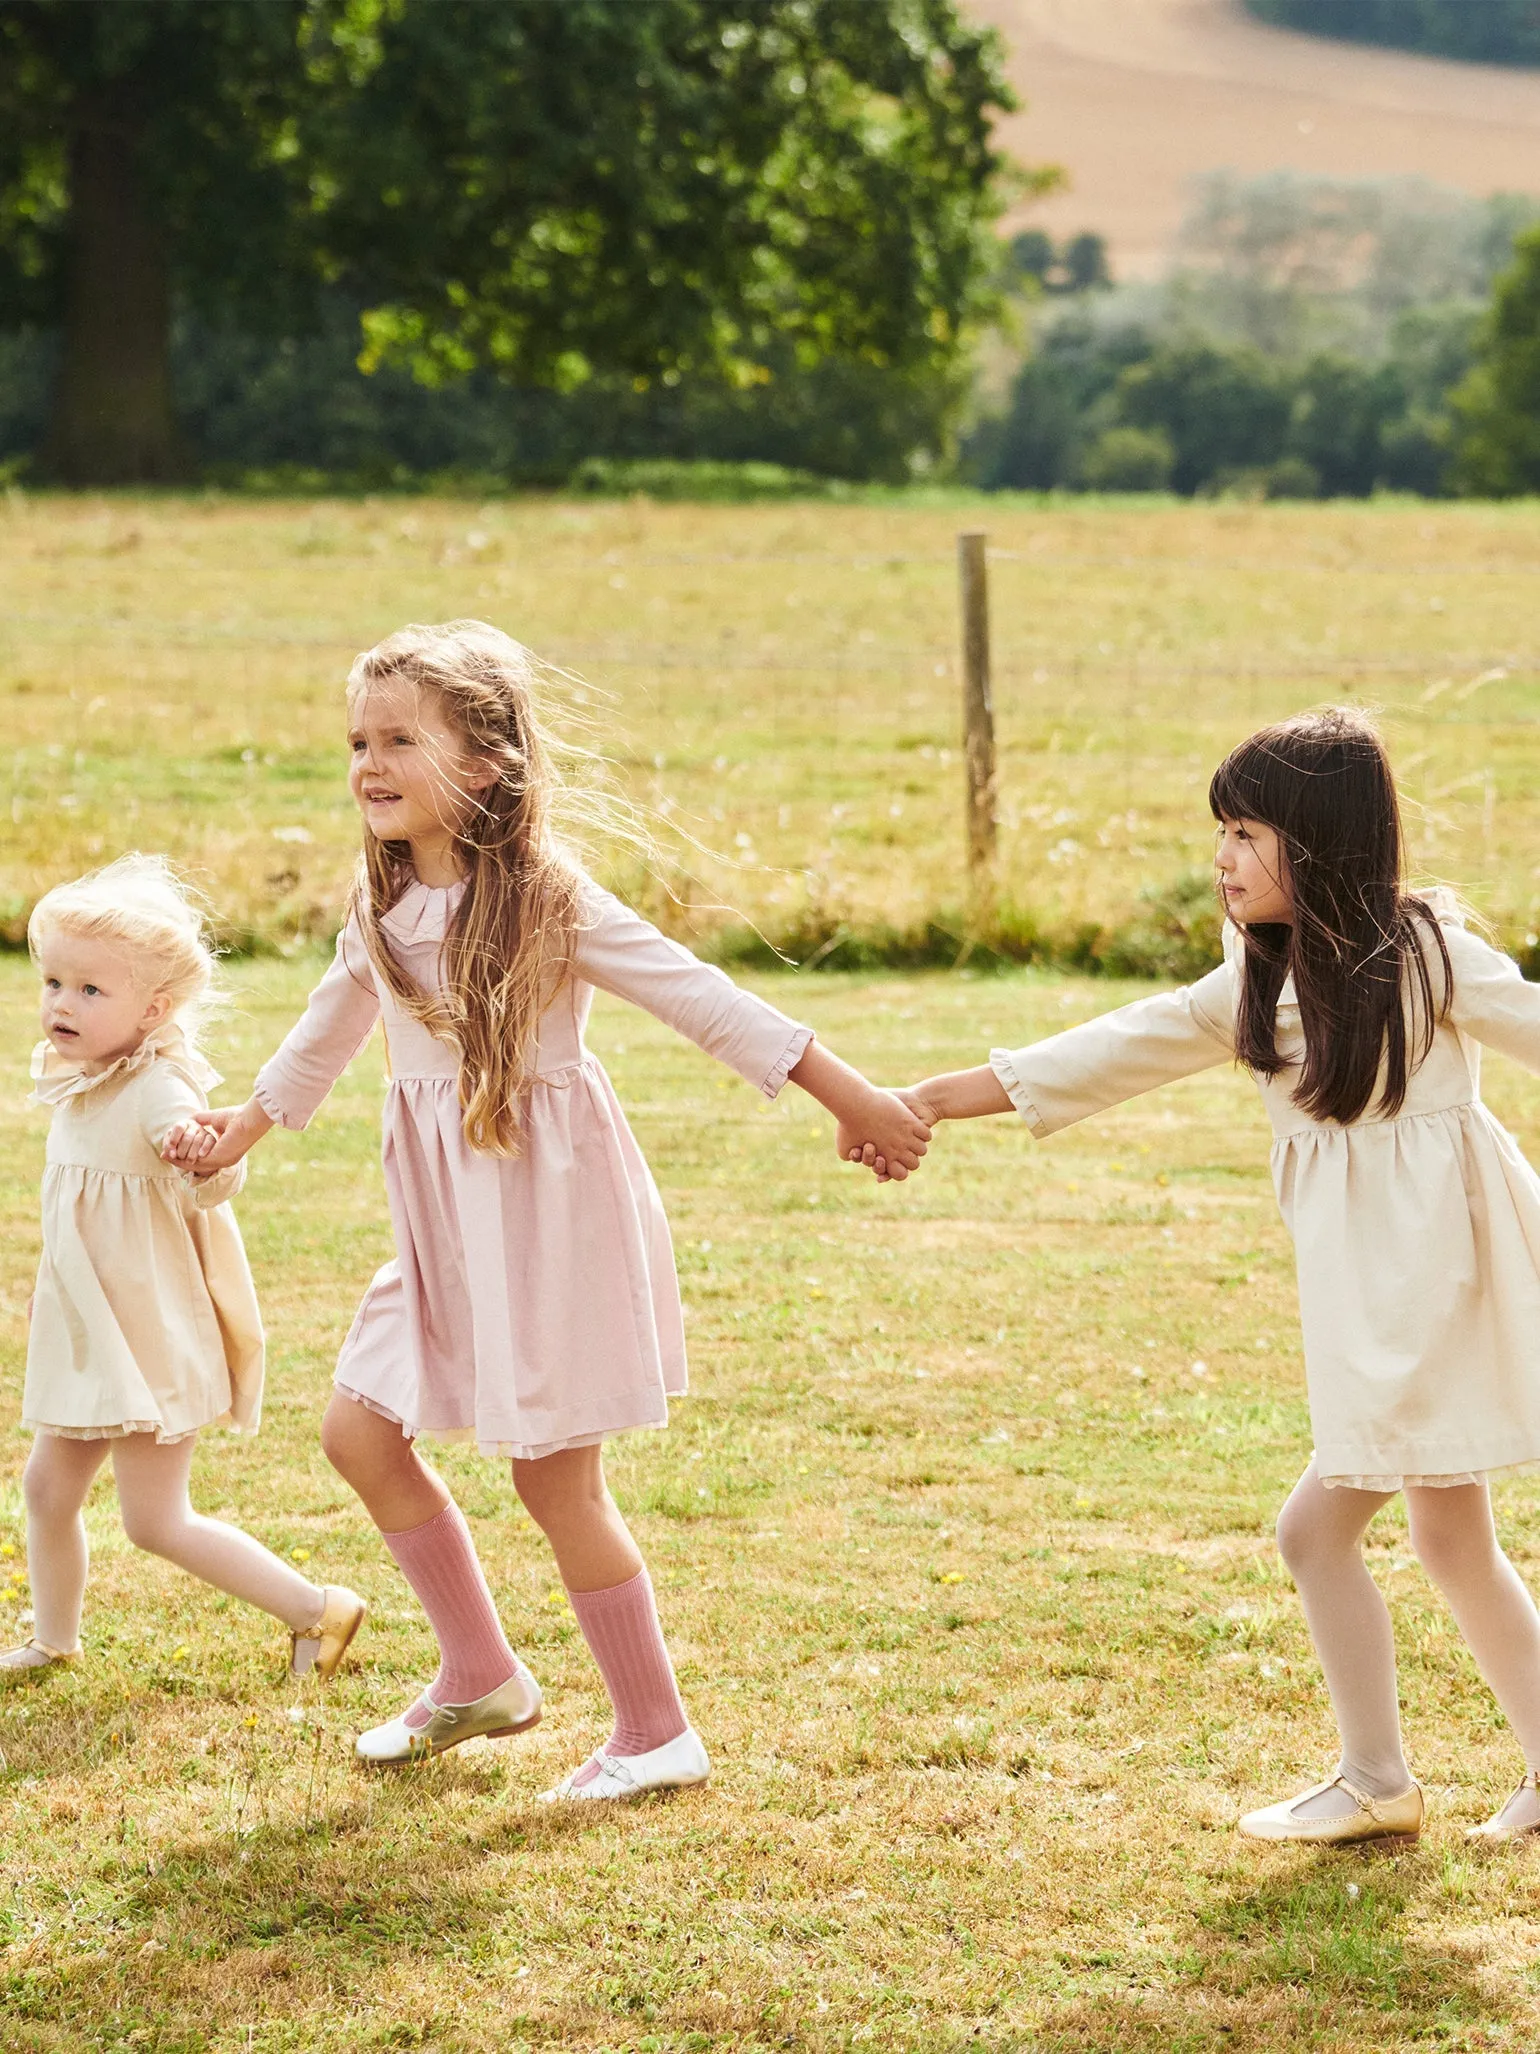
[
  {"left": 29, "top": 1021, "right": 220, "bottom": 1108},
  {"left": 378, "top": 879, "right": 465, "bottom": 948}
]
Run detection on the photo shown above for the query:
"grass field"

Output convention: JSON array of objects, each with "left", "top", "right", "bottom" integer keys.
[
  {"left": 6, "top": 492, "right": 1540, "bottom": 2051},
  {"left": 5, "top": 957, "right": 1540, "bottom": 2050},
  {"left": 2, "top": 492, "right": 1539, "bottom": 968}
]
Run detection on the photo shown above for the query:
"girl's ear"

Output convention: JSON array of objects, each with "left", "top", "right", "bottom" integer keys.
[
  {"left": 463, "top": 755, "right": 503, "bottom": 794},
  {"left": 139, "top": 988, "right": 174, "bottom": 1034}
]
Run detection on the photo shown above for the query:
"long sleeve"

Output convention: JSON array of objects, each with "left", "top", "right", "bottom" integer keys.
[
  {"left": 574, "top": 886, "right": 812, "bottom": 1098},
  {"left": 252, "top": 917, "right": 381, "bottom": 1130},
  {"left": 1443, "top": 921, "right": 1540, "bottom": 1073},
  {"left": 990, "top": 961, "right": 1235, "bottom": 1138},
  {"left": 137, "top": 1062, "right": 247, "bottom": 1208}
]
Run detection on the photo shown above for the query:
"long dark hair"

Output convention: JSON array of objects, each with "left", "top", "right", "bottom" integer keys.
[{"left": 1209, "top": 709, "right": 1450, "bottom": 1126}]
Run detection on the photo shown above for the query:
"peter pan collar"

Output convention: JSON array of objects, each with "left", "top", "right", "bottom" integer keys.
[
  {"left": 29, "top": 1021, "right": 220, "bottom": 1108},
  {"left": 378, "top": 880, "right": 465, "bottom": 948}
]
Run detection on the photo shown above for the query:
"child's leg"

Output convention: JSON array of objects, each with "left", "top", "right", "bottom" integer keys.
[
  {"left": 1274, "top": 1462, "right": 1411, "bottom": 1816},
  {"left": 321, "top": 1391, "right": 523, "bottom": 1712},
  {"left": 1406, "top": 1482, "right": 1540, "bottom": 1827},
  {"left": 10, "top": 1433, "right": 111, "bottom": 1660},
  {"left": 513, "top": 1445, "right": 689, "bottom": 1761},
  {"left": 112, "top": 1433, "right": 324, "bottom": 1631}
]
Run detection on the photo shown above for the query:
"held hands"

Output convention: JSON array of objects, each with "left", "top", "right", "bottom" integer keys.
[
  {"left": 840, "top": 1086, "right": 939, "bottom": 1183},
  {"left": 160, "top": 1099, "right": 272, "bottom": 1179}
]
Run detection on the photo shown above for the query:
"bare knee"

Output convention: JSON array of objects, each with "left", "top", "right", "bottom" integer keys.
[
  {"left": 321, "top": 1393, "right": 401, "bottom": 1485},
  {"left": 513, "top": 1448, "right": 609, "bottom": 1536}
]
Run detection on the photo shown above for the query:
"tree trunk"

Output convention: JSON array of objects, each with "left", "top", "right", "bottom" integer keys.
[{"left": 40, "top": 95, "right": 188, "bottom": 485}]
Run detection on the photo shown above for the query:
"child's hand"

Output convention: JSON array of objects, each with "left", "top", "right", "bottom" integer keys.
[
  {"left": 836, "top": 1087, "right": 932, "bottom": 1182},
  {"left": 161, "top": 1099, "right": 272, "bottom": 1177}
]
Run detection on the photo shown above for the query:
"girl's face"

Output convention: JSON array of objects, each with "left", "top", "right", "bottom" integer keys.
[
  {"left": 348, "top": 677, "right": 496, "bottom": 856},
  {"left": 37, "top": 930, "right": 171, "bottom": 1072},
  {"left": 1215, "top": 817, "right": 1294, "bottom": 926}
]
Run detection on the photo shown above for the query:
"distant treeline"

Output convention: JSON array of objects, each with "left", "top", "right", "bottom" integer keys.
[{"left": 1245, "top": 0, "right": 1540, "bottom": 65}]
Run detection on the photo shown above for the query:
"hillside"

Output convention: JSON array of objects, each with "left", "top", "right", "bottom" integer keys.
[{"left": 966, "top": 0, "right": 1540, "bottom": 275}]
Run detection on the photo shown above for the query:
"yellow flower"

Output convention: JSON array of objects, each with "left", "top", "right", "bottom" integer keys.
[
  {"left": 0, "top": 1542, "right": 15, "bottom": 1558},
  {"left": 937, "top": 1571, "right": 965, "bottom": 1586},
  {"left": 172, "top": 1646, "right": 190, "bottom": 1661},
  {"left": 244, "top": 1713, "right": 259, "bottom": 1729},
  {"left": 545, "top": 1590, "right": 570, "bottom": 1610},
  {"left": 289, "top": 1547, "right": 311, "bottom": 1563}
]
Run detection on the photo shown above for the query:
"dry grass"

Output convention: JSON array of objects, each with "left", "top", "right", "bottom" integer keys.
[
  {"left": 4, "top": 492, "right": 1540, "bottom": 2049},
  {"left": 4, "top": 957, "right": 1540, "bottom": 2051},
  {"left": 1, "top": 491, "right": 1538, "bottom": 965}
]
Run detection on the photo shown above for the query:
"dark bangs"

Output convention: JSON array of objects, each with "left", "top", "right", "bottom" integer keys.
[{"left": 1208, "top": 709, "right": 1449, "bottom": 1125}]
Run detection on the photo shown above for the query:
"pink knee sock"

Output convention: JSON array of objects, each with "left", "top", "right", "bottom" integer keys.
[
  {"left": 382, "top": 1501, "right": 522, "bottom": 1719},
  {"left": 567, "top": 1568, "right": 689, "bottom": 1762}
]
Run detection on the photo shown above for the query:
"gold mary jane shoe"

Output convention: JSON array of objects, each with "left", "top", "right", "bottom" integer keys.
[
  {"left": 1467, "top": 1772, "right": 1540, "bottom": 1845},
  {"left": 1238, "top": 1774, "right": 1424, "bottom": 1848},
  {"left": 0, "top": 1637, "right": 79, "bottom": 1677},
  {"left": 354, "top": 1666, "right": 543, "bottom": 1765},
  {"left": 289, "top": 1585, "right": 367, "bottom": 1681}
]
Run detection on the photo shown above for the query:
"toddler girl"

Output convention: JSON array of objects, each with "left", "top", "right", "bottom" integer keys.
[
  {"left": 167, "top": 620, "right": 927, "bottom": 1799},
  {"left": 5, "top": 856, "right": 364, "bottom": 1679},
  {"left": 885, "top": 710, "right": 1540, "bottom": 1846}
]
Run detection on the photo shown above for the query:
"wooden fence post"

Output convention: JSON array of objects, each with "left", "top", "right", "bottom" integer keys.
[{"left": 958, "top": 529, "right": 997, "bottom": 880}]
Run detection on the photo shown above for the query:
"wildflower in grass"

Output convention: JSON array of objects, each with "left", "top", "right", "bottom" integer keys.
[{"left": 289, "top": 1546, "right": 311, "bottom": 1563}]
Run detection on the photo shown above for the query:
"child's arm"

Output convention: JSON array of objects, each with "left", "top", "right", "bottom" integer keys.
[
  {"left": 142, "top": 1067, "right": 258, "bottom": 1202},
  {"left": 573, "top": 884, "right": 930, "bottom": 1177},
  {"left": 1440, "top": 918, "right": 1540, "bottom": 1072},
  {"left": 880, "top": 968, "right": 1236, "bottom": 1159},
  {"left": 162, "top": 917, "right": 378, "bottom": 1174}
]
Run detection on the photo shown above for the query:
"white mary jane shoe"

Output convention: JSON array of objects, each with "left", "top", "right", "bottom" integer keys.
[
  {"left": 1238, "top": 1773, "right": 1423, "bottom": 1847},
  {"left": 354, "top": 1665, "right": 543, "bottom": 1765},
  {"left": 538, "top": 1726, "right": 710, "bottom": 1804}
]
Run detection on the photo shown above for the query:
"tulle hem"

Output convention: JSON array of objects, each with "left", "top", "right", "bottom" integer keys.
[
  {"left": 333, "top": 1381, "right": 664, "bottom": 1462},
  {"left": 25, "top": 1418, "right": 206, "bottom": 1445},
  {"left": 1319, "top": 1454, "right": 1540, "bottom": 1491}
]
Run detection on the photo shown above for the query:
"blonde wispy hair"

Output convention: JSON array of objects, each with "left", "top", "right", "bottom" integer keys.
[
  {"left": 27, "top": 853, "right": 222, "bottom": 1049},
  {"left": 347, "top": 618, "right": 598, "bottom": 1157}
]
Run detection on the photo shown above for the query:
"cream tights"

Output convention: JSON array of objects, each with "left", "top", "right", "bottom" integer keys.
[
  {"left": 14, "top": 1430, "right": 323, "bottom": 1659},
  {"left": 1276, "top": 1462, "right": 1540, "bottom": 1824}
]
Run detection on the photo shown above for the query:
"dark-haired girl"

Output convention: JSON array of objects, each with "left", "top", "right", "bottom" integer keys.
[{"left": 882, "top": 709, "right": 1540, "bottom": 1847}]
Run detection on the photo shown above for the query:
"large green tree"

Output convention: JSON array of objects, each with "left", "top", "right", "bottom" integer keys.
[
  {"left": 0, "top": 0, "right": 1012, "bottom": 483},
  {"left": 1451, "top": 224, "right": 1540, "bottom": 495}
]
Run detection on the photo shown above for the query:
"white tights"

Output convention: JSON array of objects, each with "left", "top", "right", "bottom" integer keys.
[
  {"left": 18, "top": 1430, "right": 324, "bottom": 1655},
  {"left": 1276, "top": 1462, "right": 1540, "bottom": 1821}
]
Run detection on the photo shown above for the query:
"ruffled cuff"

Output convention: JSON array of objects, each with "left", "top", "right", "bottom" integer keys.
[
  {"left": 988, "top": 1049, "right": 1048, "bottom": 1137},
  {"left": 252, "top": 1069, "right": 310, "bottom": 1132},
  {"left": 186, "top": 1160, "right": 246, "bottom": 1210},
  {"left": 761, "top": 1023, "right": 815, "bottom": 1101}
]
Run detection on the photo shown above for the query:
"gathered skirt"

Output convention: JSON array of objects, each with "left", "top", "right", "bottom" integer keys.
[
  {"left": 1276, "top": 1099, "right": 1540, "bottom": 1490},
  {"left": 334, "top": 1060, "right": 687, "bottom": 1459}
]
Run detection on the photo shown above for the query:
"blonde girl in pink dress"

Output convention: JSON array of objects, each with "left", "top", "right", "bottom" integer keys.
[
  {"left": 7, "top": 856, "right": 364, "bottom": 1682},
  {"left": 886, "top": 711, "right": 1540, "bottom": 1849},
  {"left": 167, "top": 620, "right": 929, "bottom": 1800}
]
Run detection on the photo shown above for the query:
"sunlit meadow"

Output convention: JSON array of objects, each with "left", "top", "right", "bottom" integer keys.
[{"left": 2, "top": 493, "right": 1540, "bottom": 2051}]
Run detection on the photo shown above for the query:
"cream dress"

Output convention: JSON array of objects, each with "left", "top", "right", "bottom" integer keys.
[
  {"left": 990, "top": 895, "right": 1540, "bottom": 1490},
  {"left": 25, "top": 1027, "right": 264, "bottom": 1443}
]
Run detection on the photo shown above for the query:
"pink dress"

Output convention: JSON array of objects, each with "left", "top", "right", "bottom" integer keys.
[{"left": 253, "top": 879, "right": 812, "bottom": 1459}]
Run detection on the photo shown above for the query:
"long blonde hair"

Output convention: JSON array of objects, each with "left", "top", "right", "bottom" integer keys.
[
  {"left": 348, "top": 620, "right": 584, "bottom": 1156},
  {"left": 28, "top": 853, "right": 221, "bottom": 1053}
]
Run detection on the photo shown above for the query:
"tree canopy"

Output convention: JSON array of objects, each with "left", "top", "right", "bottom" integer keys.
[
  {"left": 1451, "top": 224, "right": 1540, "bottom": 494},
  {"left": 0, "top": 0, "right": 1014, "bottom": 482}
]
